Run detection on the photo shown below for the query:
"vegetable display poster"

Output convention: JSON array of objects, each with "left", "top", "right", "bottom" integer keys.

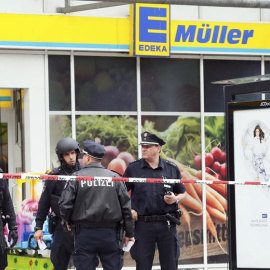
[
  {"left": 234, "top": 108, "right": 270, "bottom": 268},
  {"left": 59, "top": 115, "right": 228, "bottom": 265}
]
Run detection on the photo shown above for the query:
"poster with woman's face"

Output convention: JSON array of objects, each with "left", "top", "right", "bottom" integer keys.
[{"left": 234, "top": 107, "right": 270, "bottom": 268}]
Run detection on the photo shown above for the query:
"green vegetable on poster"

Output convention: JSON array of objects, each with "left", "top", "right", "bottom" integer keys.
[
  {"left": 143, "top": 116, "right": 225, "bottom": 167},
  {"left": 204, "top": 116, "right": 226, "bottom": 151},
  {"left": 143, "top": 117, "right": 201, "bottom": 166},
  {"left": 62, "top": 115, "right": 225, "bottom": 168},
  {"left": 62, "top": 115, "right": 138, "bottom": 157}
]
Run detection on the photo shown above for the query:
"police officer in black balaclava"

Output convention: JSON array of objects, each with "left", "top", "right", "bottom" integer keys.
[{"left": 34, "top": 138, "right": 81, "bottom": 270}]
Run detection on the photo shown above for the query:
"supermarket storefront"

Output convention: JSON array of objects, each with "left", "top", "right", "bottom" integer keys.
[{"left": 1, "top": 4, "right": 270, "bottom": 269}]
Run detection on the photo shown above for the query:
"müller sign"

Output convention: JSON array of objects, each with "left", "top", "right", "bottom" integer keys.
[{"left": 174, "top": 24, "right": 254, "bottom": 44}]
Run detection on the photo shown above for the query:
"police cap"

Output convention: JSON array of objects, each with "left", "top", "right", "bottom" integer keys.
[
  {"left": 140, "top": 131, "right": 166, "bottom": 146},
  {"left": 82, "top": 140, "right": 107, "bottom": 159}
]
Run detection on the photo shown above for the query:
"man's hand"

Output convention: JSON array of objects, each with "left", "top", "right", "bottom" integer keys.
[
  {"left": 164, "top": 194, "right": 178, "bottom": 204},
  {"left": 131, "top": 209, "right": 138, "bottom": 221},
  {"left": 8, "top": 228, "right": 18, "bottom": 248},
  {"left": 66, "top": 223, "right": 72, "bottom": 231},
  {"left": 164, "top": 192, "right": 187, "bottom": 205},
  {"left": 34, "top": 230, "right": 44, "bottom": 244},
  {"left": 123, "top": 236, "right": 135, "bottom": 247}
]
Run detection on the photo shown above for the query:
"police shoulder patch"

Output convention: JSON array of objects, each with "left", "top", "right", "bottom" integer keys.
[
  {"left": 49, "top": 167, "right": 61, "bottom": 175},
  {"left": 165, "top": 159, "right": 177, "bottom": 167},
  {"left": 130, "top": 159, "right": 140, "bottom": 164},
  {"left": 127, "top": 159, "right": 140, "bottom": 168}
]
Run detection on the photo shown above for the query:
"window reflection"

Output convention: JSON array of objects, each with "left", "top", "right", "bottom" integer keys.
[
  {"left": 204, "top": 60, "right": 260, "bottom": 112},
  {"left": 75, "top": 56, "right": 136, "bottom": 111},
  {"left": 141, "top": 58, "right": 200, "bottom": 112},
  {"left": 49, "top": 55, "right": 71, "bottom": 111},
  {"left": 49, "top": 115, "right": 71, "bottom": 168}
]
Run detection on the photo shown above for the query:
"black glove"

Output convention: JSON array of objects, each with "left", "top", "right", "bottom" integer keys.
[{"left": 8, "top": 228, "right": 18, "bottom": 248}]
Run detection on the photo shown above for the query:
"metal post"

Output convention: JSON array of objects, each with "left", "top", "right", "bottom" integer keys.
[{"left": 76, "top": 0, "right": 270, "bottom": 8}]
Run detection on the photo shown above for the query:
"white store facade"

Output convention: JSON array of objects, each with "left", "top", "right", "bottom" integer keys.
[{"left": 1, "top": 1, "right": 270, "bottom": 269}]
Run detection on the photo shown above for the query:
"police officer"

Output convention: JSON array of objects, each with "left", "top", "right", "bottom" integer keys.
[
  {"left": 123, "top": 131, "right": 187, "bottom": 270},
  {"left": 34, "top": 138, "right": 81, "bottom": 270},
  {"left": 59, "top": 140, "right": 135, "bottom": 270},
  {"left": 0, "top": 169, "right": 18, "bottom": 270}
]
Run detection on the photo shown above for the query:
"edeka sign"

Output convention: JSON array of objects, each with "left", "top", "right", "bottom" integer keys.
[{"left": 130, "top": 4, "right": 170, "bottom": 57}]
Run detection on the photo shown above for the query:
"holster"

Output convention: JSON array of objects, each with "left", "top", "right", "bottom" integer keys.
[
  {"left": 117, "top": 220, "right": 124, "bottom": 243},
  {"left": 70, "top": 224, "right": 81, "bottom": 236},
  {"left": 174, "top": 208, "right": 183, "bottom": 220},
  {"left": 48, "top": 212, "right": 59, "bottom": 234}
]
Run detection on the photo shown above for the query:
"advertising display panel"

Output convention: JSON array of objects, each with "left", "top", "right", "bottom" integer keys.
[{"left": 227, "top": 99, "right": 270, "bottom": 269}]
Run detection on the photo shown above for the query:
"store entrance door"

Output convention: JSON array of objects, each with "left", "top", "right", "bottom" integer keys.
[
  {"left": 0, "top": 89, "right": 24, "bottom": 174},
  {"left": 0, "top": 89, "right": 25, "bottom": 203}
]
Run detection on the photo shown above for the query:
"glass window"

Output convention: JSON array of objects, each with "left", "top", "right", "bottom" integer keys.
[
  {"left": 49, "top": 115, "right": 71, "bottom": 168},
  {"left": 264, "top": 62, "right": 270, "bottom": 100},
  {"left": 204, "top": 60, "right": 261, "bottom": 112},
  {"left": 265, "top": 61, "right": 270, "bottom": 75},
  {"left": 49, "top": 55, "right": 71, "bottom": 111},
  {"left": 265, "top": 61, "right": 270, "bottom": 99},
  {"left": 75, "top": 56, "right": 136, "bottom": 111},
  {"left": 140, "top": 58, "right": 200, "bottom": 112}
]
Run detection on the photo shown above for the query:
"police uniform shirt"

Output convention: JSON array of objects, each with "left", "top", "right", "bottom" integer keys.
[{"left": 124, "top": 157, "right": 186, "bottom": 216}]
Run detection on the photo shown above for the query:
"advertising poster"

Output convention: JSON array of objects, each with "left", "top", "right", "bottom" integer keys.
[
  {"left": 4, "top": 178, "right": 52, "bottom": 251},
  {"left": 233, "top": 104, "right": 270, "bottom": 268},
  {"left": 5, "top": 178, "right": 54, "bottom": 269},
  {"left": 56, "top": 114, "right": 228, "bottom": 266}
]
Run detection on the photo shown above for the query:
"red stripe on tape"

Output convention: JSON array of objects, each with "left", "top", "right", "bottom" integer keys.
[
  {"left": 146, "top": 178, "right": 164, "bottom": 183},
  {"left": 244, "top": 181, "right": 261, "bottom": 185},
  {"left": 3, "top": 173, "right": 21, "bottom": 179},
  {"left": 181, "top": 180, "right": 197, "bottom": 183},
  {"left": 212, "top": 181, "right": 229, "bottom": 185}
]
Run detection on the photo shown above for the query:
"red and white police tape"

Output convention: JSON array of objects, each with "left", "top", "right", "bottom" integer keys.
[{"left": 0, "top": 172, "right": 269, "bottom": 186}]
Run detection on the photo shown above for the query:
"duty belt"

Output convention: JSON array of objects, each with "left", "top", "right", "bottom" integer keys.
[
  {"left": 138, "top": 214, "right": 170, "bottom": 222},
  {"left": 138, "top": 213, "right": 181, "bottom": 231}
]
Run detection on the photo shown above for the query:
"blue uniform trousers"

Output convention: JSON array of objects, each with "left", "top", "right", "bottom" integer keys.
[
  {"left": 130, "top": 221, "right": 180, "bottom": 270},
  {"left": 51, "top": 223, "right": 74, "bottom": 270},
  {"left": 73, "top": 227, "right": 122, "bottom": 270}
]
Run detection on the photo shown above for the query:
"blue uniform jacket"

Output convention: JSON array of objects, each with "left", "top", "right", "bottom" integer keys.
[{"left": 35, "top": 163, "right": 80, "bottom": 229}]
